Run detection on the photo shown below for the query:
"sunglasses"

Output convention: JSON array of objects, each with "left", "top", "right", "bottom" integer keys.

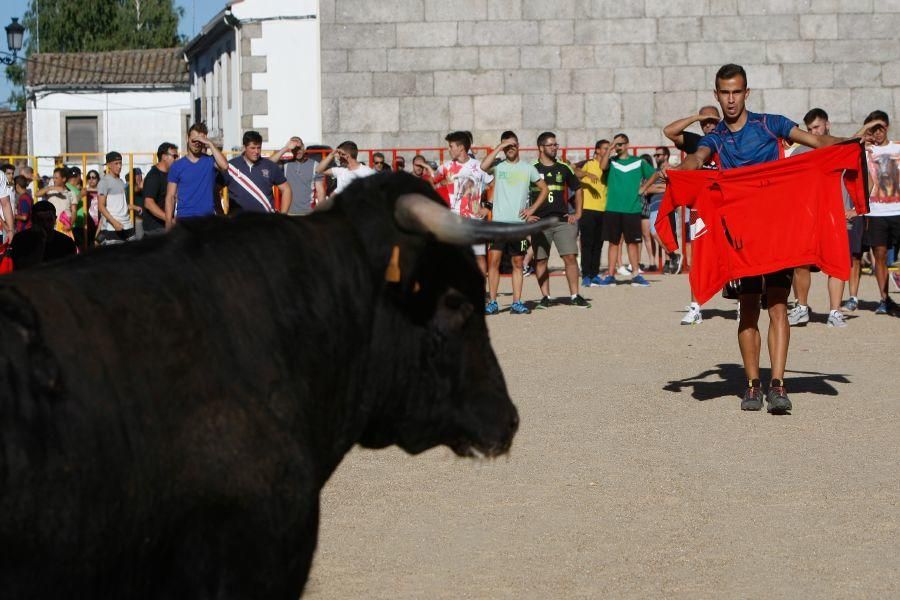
[
  {"left": 654, "top": 154, "right": 666, "bottom": 158},
  {"left": 541, "top": 143, "right": 559, "bottom": 147},
  {"left": 374, "top": 161, "right": 384, "bottom": 165}
]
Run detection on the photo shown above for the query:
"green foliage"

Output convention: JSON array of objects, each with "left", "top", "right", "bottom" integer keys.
[{"left": 5, "top": 0, "right": 185, "bottom": 109}]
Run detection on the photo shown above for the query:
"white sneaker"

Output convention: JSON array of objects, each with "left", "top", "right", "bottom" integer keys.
[
  {"left": 616, "top": 265, "right": 631, "bottom": 277},
  {"left": 787, "top": 304, "right": 810, "bottom": 326},
  {"left": 827, "top": 310, "right": 847, "bottom": 328},
  {"left": 681, "top": 303, "right": 702, "bottom": 325}
]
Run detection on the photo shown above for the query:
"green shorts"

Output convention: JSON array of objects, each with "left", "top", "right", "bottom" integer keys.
[{"left": 532, "top": 220, "right": 578, "bottom": 260}]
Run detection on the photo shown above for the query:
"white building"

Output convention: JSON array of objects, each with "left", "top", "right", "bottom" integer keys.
[
  {"left": 184, "top": 0, "right": 322, "bottom": 150},
  {"left": 26, "top": 48, "right": 190, "bottom": 174}
]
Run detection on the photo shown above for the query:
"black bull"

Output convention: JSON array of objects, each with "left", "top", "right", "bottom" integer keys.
[{"left": 0, "top": 173, "right": 553, "bottom": 599}]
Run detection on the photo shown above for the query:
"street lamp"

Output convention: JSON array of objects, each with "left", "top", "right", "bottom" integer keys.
[{"left": 1, "top": 18, "right": 24, "bottom": 65}]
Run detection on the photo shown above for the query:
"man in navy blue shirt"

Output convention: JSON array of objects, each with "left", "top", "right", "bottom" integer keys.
[
  {"left": 675, "top": 64, "right": 880, "bottom": 415},
  {"left": 225, "top": 130, "right": 292, "bottom": 214}
]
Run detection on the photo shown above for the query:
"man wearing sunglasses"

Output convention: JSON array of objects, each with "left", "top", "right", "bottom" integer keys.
[
  {"left": 142, "top": 142, "right": 178, "bottom": 236},
  {"left": 530, "top": 131, "right": 590, "bottom": 308}
]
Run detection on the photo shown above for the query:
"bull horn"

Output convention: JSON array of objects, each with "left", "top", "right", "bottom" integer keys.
[{"left": 395, "top": 194, "right": 559, "bottom": 245}]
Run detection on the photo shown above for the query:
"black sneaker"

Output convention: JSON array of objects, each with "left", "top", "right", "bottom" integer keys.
[
  {"left": 571, "top": 295, "right": 591, "bottom": 308},
  {"left": 766, "top": 380, "right": 792, "bottom": 414},
  {"left": 740, "top": 379, "right": 763, "bottom": 411},
  {"left": 535, "top": 296, "right": 552, "bottom": 309}
]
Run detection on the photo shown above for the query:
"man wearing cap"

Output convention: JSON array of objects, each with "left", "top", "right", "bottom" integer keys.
[{"left": 96, "top": 151, "right": 135, "bottom": 244}]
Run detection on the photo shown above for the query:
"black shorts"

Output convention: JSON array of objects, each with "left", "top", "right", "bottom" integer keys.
[
  {"left": 96, "top": 228, "right": 136, "bottom": 245},
  {"left": 489, "top": 237, "right": 530, "bottom": 256},
  {"left": 848, "top": 216, "right": 864, "bottom": 256},
  {"left": 602, "top": 211, "right": 642, "bottom": 244},
  {"left": 739, "top": 268, "right": 794, "bottom": 295},
  {"left": 864, "top": 214, "right": 900, "bottom": 248}
]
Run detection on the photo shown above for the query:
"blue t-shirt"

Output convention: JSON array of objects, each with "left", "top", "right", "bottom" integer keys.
[
  {"left": 698, "top": 111, "right": 797, "bottom": 170},
  {"left": 168, "top": 155, "right": 217, "bottom": 218}
]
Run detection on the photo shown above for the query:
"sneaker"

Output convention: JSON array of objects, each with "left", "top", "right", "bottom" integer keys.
[
  {"left": 616, "top": 265, "right": 631, "bottom": 277},
  {"left": 671, "top": 253, "right": 683, "bottom": 274},
  {"left": 582, "top": 276, "right": 592, "bottom": 288},
  {"left": 787, "top": 304, "right": 810, "bottom": 326},
  {"left": 485, "top": 300, "right": 499, "bottom": 315},
  {"left": 827, "top": 310, "right": 847, "bottom": 328},
  {"left": 842, "top": 296, "right": 858, "bottom": 311},
  {"left": 535, "top": 296, "right": 552, "bottom": 309},
  {"left": 509, "top": 300, "right": 531, "bottom": 315},
  {"left": 644, "top": 264, "right": 659, "bottom": 273},
  {"left": 681, "top": 303, "right": 702, "bottom": 325},
  {"left": 590, "top": 275, "right": 605, "bottom": 287},
  {"left": 766, "top": 381, "right": 792, "bottom": 414},
  {"left": 875, "top": 299, "right": 889, "bottom": 315},
  {"left": 571, "top": 295, "right": 591, "bottom": 308},
  {"left": 630, "top": 275, "right": 650, "bottom": 287},
  {"left": 523, "top": 265, "right": 535, "bottom": 277},
  {"left": 595, "top": 275, "right": 617, "bottom": 287},
  {"left": 741, "top": 380, "right": 763, "bottom": 411}
]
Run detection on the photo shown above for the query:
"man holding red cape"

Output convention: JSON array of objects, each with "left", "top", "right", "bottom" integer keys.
[{"left": 667, "top": 64, "right": 882, "bottom": 415}]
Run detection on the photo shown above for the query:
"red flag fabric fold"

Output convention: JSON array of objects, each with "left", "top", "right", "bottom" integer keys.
[{"left": 655, "top": 141, "right": 869, "bottom": 304}]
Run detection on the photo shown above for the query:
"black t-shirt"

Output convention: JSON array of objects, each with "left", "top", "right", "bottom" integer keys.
[
  {"left": 10, "top": 228, "right": 77, "bottom": 270},
  {"left": 141, "top": 166, "right": 168, "bottom": 231},
  {"left": 679, "top": 131, "right": 718, "bottom": 169},
  {"left": 530, "top": 160, "right": 581, "bottom": 219}
]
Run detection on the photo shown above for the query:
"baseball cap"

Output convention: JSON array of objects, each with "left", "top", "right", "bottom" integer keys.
[{"left": 105, "top": 151, "right": 122, "bottom": 164}]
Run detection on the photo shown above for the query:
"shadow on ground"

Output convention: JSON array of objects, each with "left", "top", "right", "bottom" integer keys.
[{"left": 663, "top": 363, "right": 851, "bottom": 401}]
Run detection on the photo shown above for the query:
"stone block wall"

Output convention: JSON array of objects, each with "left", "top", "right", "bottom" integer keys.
[{"left": 320, "top": 0, "right": 900, "bottom": 151}]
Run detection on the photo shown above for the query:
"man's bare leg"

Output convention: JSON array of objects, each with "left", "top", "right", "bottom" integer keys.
[
  {"left": 475, "top": 254, "right": 487, "bottom": 278},
  {"left": 792, "top": 266, "right": 811, "bottom": 306},
  {"left": 626, "top": 242, "right": 642, "bottom": 279},
  {"left": 607, "top": 241, "right": 621, "bottom": 277},
  {"left": 766, "top": 287, "right": 791, "bottom": 381},
  {"left": 535, "top": 258, "right": 550, "bottom": 298},
  {"left": 848, "top": 257, "right": 861, "bottom": 299},
  {"left": 561, "top": 254, "right": 580, "bottom": 295},
  {"left": 738, "top": 293, "right": 762, "bottom": 381},
  {"left": 510, "top": 255, "right": 525, "bottom": 302},
  {"left": 487, "top": 249, "right": 503, "bottom": 302},
  {"left": 873, "top": 245, "right": 889, "bottom": 300},
  {"left": 641, "top": 219, "right": 653, "bottom": 267},
  {"left": 827, "top": 276, "right": 844, "bottom": 312}
]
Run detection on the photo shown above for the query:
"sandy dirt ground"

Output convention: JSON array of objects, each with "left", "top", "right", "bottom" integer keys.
[{"left": 306, "top": 271, "right": 899, "bottom": 599}]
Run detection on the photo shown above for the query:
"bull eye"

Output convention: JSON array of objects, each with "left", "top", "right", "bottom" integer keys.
[{"left": 444, "top": 292, "right": 465, "bottom": 310}]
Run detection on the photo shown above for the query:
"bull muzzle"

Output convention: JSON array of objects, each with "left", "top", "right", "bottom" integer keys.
[{"left": 395, "top": 194, "right": 560, "bottom": 245}]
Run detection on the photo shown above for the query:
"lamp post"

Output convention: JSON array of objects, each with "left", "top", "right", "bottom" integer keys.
[{"left": 0, "top": 18, "right": 25, "bottom": 65}]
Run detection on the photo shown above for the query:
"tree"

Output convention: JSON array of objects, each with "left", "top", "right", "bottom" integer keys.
[{"left": 4, "top": 0, "right": 185, "bottom": 109}]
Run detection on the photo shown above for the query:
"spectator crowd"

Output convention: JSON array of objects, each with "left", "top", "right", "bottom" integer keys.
[{"left": 1, "top": 103, "right": 898, "bottom": 326}]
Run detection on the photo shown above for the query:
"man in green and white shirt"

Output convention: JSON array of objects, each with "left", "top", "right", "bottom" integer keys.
[
  {"left": 480, "top": 131, "right": 549, "bottom": 315},
  {"left": 597, "top": 132, "right": 655, "bottom": 287}
]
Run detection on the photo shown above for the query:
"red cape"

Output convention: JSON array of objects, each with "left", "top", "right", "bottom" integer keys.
[{"left": 656, "top": 141, "right": 869, "bottom": 304}]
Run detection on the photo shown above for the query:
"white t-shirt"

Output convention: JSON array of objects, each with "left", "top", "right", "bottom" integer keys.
[
  {"left": 433, "top": 157, "right": 493, "bottom": 219},
  {"left": 331, "top": 164, "right": 375, "bottom": 195},
  {"left": 866, "top": 141, "right": 900, "bottom": 217},
  {"left": 0, "top": 172, "right": 13, "bottom": 223},
  {"left": 97, "top": 174, "right": 133, "bottom": 230}
]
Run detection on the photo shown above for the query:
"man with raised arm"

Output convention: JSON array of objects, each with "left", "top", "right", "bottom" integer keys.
[
  {"left": 673, "top": 64, "right": 881, "bottom": 415},
  {"left": 480, "top": 131, "right": 549, "bottom": 315}
]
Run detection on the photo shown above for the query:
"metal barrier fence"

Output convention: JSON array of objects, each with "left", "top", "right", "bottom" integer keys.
[{"left": 3, "top": 146, "right": 690, "bottom": 266}]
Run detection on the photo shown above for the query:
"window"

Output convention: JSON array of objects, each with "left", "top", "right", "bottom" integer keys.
[{"left": 65, "top": 116, "right": 98, "bottom": 153}]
